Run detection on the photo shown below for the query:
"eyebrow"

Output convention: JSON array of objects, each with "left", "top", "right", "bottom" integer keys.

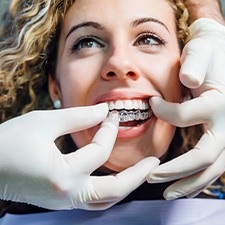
[
  {"left": 66, "top": 17, "right": 170, "bottom": 40},
  {"left": 66, "top": 22, "right": 104, "bottom": 40},
  {"left": 131, "top": 17, "right": 170, "bottom": 33}
]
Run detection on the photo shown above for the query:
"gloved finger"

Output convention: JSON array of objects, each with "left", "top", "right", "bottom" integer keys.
[
  {"left": 78, "top": 199, "right": 124, "bottom": 211},
  {"left": 149, "top": 94, "right": 216, "bottom": 127},
  {"left": 186, "top": 177, "right": 224, "bottom": 199},
  {"left": 147, "top": 131, "right": 225, "bottom": 183},
  {"left": 65, "top": 112, "right": 119, "bottom": 174},
  {"left": 164, "top": 175, "right": 219, "bottom": 201},
  {"left": 80, "top": 202, "right": 116, "bottom": 211},
  {"left": 163, "top": 150, "right": 225, "bottom": 200},
  {"left": 89, "top": 157, "right": 160, "bottom": 203},
  {"left": 36, "top": 103, "right": 109, "bottom": 139},
  {"left": 179, "top": 39, "right": 212, "bottom": 89},
  {"left": 186, "top": 177, "right": 218, "bottom": 199}
]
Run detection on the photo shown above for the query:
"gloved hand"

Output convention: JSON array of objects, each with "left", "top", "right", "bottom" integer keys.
[
  {"left": 147, "top": 18, "right": 225, "bottom": 200},
  {"left": 0, "top": 103, "right": 159, "bottom": 210}
]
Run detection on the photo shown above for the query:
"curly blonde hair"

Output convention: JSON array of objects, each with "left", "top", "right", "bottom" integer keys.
[
  {"left": 0, "top": 0, "right": 74, "bottom": 121},
  {"left": 0, "top": 0, "right": 202, "bottom": 155}
]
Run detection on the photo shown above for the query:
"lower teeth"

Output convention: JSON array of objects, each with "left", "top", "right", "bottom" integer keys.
[{"left": 111, "top": 109, "right": 152, "bottom": 122}]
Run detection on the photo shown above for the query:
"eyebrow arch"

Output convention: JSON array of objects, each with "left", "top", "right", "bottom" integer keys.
[
  {"left": 131, "top": 17, "right": 170, "bottom": 33},
  {"left": 66, "top": 22, "right": 104, "bottom": 40}
]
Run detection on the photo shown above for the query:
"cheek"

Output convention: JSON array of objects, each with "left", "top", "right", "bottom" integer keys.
[
  {"left": 70, "top": 124, "right": 99, "bottom": 150},
  {"left": 143, "top": 54, "right": 182, "bottom": 102},
  {"left": 56, "top": 57, "right": 104, "bottom": 147},
  {"left": 57, "top": 60, "right": 101, "bottom": 107},
  {"left": 151, "top": 121, "right": 176, "bottom": 159},
  {"left": 158, "top": 60, "right": 182, "bottom": 102}
]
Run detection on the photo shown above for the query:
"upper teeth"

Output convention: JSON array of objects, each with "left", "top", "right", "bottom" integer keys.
[{"left": 107, "top": 100, "right": 150, "bottom": 111}]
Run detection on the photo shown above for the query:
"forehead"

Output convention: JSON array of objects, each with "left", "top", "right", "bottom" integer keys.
[{"left": 63, "top": 0, "right": 176, "bottom": 32}]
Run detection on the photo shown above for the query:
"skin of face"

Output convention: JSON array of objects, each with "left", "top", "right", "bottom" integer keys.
[{"left": 49, "top": 0, "right": 182, "bottom": 172}]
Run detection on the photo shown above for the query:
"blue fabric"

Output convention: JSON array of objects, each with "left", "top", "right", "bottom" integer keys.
[{"left": 1, "top": 199, "right": 225, "bottom": 225}]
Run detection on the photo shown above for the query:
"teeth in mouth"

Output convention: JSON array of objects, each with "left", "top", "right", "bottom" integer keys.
[
  {"left": 108, "top": 99, "right": 150, "bottom": 111},
  {"left": 107, "top": 99, "right": 152, "bottom": 123},
  {"left": 118, "top": 109, "right": 152, "bottom": 122}
]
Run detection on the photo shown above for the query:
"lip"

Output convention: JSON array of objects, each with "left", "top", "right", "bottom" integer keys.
[
  {"left": 93, "top": 91, "right": 151, "bottom": 104},
  {"left": 117, "top": 115, "right": 155, "bottom": 138}
]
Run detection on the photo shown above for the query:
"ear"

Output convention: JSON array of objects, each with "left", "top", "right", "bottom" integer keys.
[{"left": 48, "top": 75, "right": 62, "bottom": 102}]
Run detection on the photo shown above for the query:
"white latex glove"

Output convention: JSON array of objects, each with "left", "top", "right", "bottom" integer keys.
[
  {"left": 0, "top": 103, "right": 159, "bottom": 210},
  {"left": 147, "top": 18, "right": 225, "bottom": 200}
]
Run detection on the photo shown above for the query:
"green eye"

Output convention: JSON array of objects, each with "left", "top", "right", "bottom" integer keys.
[
  {"left": 78, "top": 39, "right": 101, "bottom": 49},
  {"left": 71, "top": 36, "right": 104, "bottom": 52},
  {"left": 136, "top": 33, "right": 166, "bottom": 47},
  {"left": 138, "top": 36, "right": 159, "bottom": 45}
]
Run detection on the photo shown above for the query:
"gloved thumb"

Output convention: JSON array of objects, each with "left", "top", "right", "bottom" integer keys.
[
  {"left": 179, "top": 38, "right": 212, "bottom": 89},
  {"left": 41, "top": 103, "right": 109, "bottom": 139},
  {"left": 149, "top": 96, "right": 208, "bottom": 127}
]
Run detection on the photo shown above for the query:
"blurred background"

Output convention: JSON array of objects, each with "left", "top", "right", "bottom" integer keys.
[
  {"left": 0, "top": 0, "right": 9, "bottom": 22},
  {"left": 1, "top": 0, "right": 225, "bottom": 22},
  {"left": 1, "top": 0, "right": 225, "bottom": 23}
]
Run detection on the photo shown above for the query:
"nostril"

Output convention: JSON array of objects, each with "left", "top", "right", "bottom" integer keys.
[
  {"left": 105, "top": 71, "right": 139, "bottom": 80},
  {"left": 127, "top": 71, "right": 135, "bottom": 76},
  {"left": 127, "top": 71, "right": 139, "bottom": 80},
  {"left": 107, "top": 71, "right": 116, "bottom": 77}
]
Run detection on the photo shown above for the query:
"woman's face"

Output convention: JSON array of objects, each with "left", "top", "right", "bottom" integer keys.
[{"left": 49, "top": 0, "right": 182, "bottom": 172}]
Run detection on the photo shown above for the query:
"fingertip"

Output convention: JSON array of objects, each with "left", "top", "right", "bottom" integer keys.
[
  {"left": 149, "top": 97, "right": 166, "bottom": 113},
  {"left": 133, "top": 157, "right": 160, "bottom": 176},
  {"left": 147, "top": 168, "right": 171, "bottom": 184},
  {"left": 148, "top": 97, "right": 178, "bottom": 124},
  {"left": 163, "top": 192, "right": 176, "bottom": 201},
  {"left": 93, "top": 103, "right": 109, "bottom": 117},
  {"left": 115, "top": 157, "right": 161, "bottom": 195},
  {"left": 137, "top": 156, "right": 160, "bottom": 166},
  {"left": 91, "top": 112, "right": 119, "bottom": 152},
  {"left": 149, "top": 96, "right": 163, "bottom": 105},
  {"left": 147, "top": 174, "right": 161, "bottom": 184},
  {"left": 163, "top": 188, "right": 179, "bottom": 201},
  {"left": 149, "top": 157, "right": 160, "bottom": 167},
  {"left": 179, "top": 71, "right": 202, "bottom": 89},
  {"left": 102, "top": 111, "right": 119, "bottom": 128}
]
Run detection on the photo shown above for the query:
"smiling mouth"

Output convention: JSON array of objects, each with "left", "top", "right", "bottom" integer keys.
[{"left": 107, "top": 99, "right": 153, "bottom": 127}]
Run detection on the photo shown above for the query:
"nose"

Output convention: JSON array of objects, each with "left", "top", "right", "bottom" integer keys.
[{"left": 101, "top": 47, "right": 140, "bottom": 81}]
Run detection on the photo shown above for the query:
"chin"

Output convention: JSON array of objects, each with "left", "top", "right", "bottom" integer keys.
[
  {"left": 102, "top": 158, "right": 139, "bottom": 173},
  {"left": 101, "top": 134, "right": 174, "bottom": 173},
  {"left": 100, "top": 148, "right": 163, "bottom": 173}
]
